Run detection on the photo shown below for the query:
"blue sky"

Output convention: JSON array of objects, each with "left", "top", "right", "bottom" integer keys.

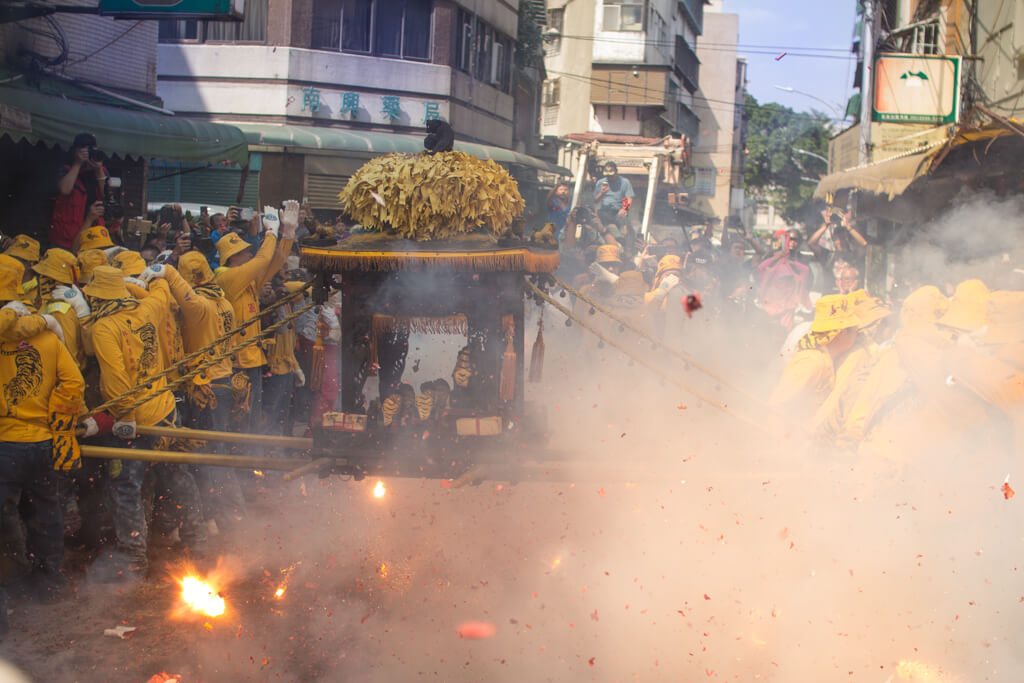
[{"left": 722, "top": 0, "right": 859, "bottom": 122}]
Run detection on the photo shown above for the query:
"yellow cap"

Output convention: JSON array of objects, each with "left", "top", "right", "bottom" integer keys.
[
  {"left": 847, "top": 289, "right": 891, "bottom": 329},
  {"left": 78, "top": 226, "right": 114, "bottom": 251},
  {"left": 82, "top": 265, "right": 130, "bottom": 300},
  {"left": 283, "top": 280, "right": 310, "bottom": 294},
  {"left": 980, "top": 291, "right": 1024, "bottom": 345},
  {"left": 595, "top": 244, "right": 622, "bottom": 265},
  {"left": 32, "top": 248, "right": 78, "bottom": 285},
  {"left": 178, "top": 251, "right": 214, "bottom": 286},
  {"left": 112, "top": 250, "right": 147, "bottom": 277},
  {"left": 77, "top": 249, "right": 108, "bottom": 286},
  {"left": 899, "top": 285, "right": 949, "bottom": 329},
  {"left": 216, "top": 233, "right": 250, "bottom": 264},
  {"left": 654, "top": 254, "right": 683, "bottom": 283},
  {"left": 809, "top": 294, "right": 859, "bottom": 333},
  {"left": 4, "top": 235, "right": 40, "bottom": 263},
  {"left": 0, "top": 254, "right": 24, "bottom": 283},
  {"left": 938, "top": 279, "right": 989, "bottom": 331},
  {"left": 0, "top": 264, "right": 22, "bottom": 302}
]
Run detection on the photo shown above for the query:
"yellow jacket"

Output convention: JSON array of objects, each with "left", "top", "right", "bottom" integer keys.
[
  {"left": 769, "top": 348, "right": 834, "bottom": 413},
  {"left": 126, "top": 281, "right": 185, "bottom": 383},
  {"left": 215, "top": 234, "right": 293, "bottom": 369},
  {"left": 41, "top": 300, "right": 85, "bottom": 367},
  {"left": 265, "top": 305, "right": 300, "bottom": 376},
  {"left": 0, "top": 314, "right": 84, "bottom": 443},
  {"left": 91, "top": 286, "right": 176, "bottom": 425},
  {"left": 810, "top": 340, "right": 877, "bottom": 438},
  {"left": 162, "top": 266, "right": 235, "bottom": 382}
]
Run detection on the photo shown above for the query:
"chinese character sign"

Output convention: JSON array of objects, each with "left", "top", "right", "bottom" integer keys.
[
  {"left": 340, "top": 92, "right": 360, "bottom": 117},
  {"left": 382, "top": 96, "right": 402, "bottom": 121},
  {"left": 301, "top": 87, "right": 321, "bottom": 114},
  {"left": 423, "top": 101, "right": 440, "bottom": 123}
]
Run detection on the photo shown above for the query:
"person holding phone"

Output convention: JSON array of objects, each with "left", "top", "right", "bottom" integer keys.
[{"left": 50, "top": 133, "right": 107, "bottom": 250}]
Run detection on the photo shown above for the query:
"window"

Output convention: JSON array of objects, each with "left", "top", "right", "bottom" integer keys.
[
  {"left": 602, "top": 0, "right": 643, "bottom": 31},
  {"left": 473, "top": 21, "right": 492, "bottom": 81},
  {"left": 311, "top": 0, "right": 432, "bottom": 61},
  {"left": 453, "top": 10, "right": 512, "bottom": 92},
  {"left": 543, "top": 78, "right": 561, "bottom": 106},
  {"left": 693, "top": 167, "right": 716, "bottom": 196},
  {"left": 456, "top": 10, "right": 473, "bottom": 71},
  {"left": 158, "top": 20, "right": 198, "bottom": 42},
  {"left": 205, "top": 0, "right": 267, "bottom": 42},
  {"left": 545, "top": 7, "right": 563, "bottom": 56}
]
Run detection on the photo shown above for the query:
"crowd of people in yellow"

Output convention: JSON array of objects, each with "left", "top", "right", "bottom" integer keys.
[
  {"left": 0, "top": 200, "right": 310, "bottom": 630},
  {"left": 769, "top": 281, "right": 1024, "bottom": 463}
]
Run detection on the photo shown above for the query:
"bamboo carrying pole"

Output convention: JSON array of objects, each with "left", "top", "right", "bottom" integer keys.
[
  {"left": 80, "top": 445, "right": 312, "bottom": 471},
  {"left": 282, "top": 458, "right": 332, "bottom": 481},
  {"left": 134, "top": 424, "right": 312, "bottom": 450}
]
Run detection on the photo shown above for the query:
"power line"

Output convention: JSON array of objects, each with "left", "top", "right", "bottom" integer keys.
[{"left": 550, "top": 33, "right": 856, "bottom": 60}]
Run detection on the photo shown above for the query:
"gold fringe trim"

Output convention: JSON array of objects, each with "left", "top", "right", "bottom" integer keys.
[
  {"left": 300, "top": 248, "right": 559, "bottom": 274},
  {"left": 372, "top": 314, "right": 468, "bottom": 337}
]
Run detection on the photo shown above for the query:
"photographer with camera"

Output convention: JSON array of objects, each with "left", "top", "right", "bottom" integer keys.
[{"left": 50, "top": 133, "right": 108, "bottom": 250}]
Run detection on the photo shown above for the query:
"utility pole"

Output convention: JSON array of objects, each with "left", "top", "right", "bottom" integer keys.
[{"left": 858, "top": 0, "right": 876, "bottom": 166}]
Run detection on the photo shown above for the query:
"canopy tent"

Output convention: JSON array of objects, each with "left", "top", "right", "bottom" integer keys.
[
  {"left": 0, "top": 81, "right": 249, "bottom": 166},
  {"left": 236, "top": 122, "right": 570, "bottom": 176}
]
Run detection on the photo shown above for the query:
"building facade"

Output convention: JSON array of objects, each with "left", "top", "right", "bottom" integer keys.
[
  {"left": 540, "top": 0, "right": 703, "bottom": 142},
  {"left": 688, "top": 0, "right": 743, "bottom": 225},
  {"left": 156, "top": 0, "right": 553, "bottom": 212}
]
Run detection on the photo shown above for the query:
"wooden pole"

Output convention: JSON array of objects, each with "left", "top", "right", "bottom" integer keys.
[
  {"left": 135, "top": 424, "right": 312, "bottom": 450},
  {"left": 282, "top": 458, "right": 332, "bottom": 481},
  {"left": 81, "top": 445, "right": 311, "bottom": 471}
]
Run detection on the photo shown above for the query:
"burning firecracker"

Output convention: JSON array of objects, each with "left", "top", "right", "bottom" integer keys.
[
  {"left": 373, "top": 480, "right": 386, "bottom": 499},
  {"left": 181, "top": 576, "right": 225, "bottom": 617}
]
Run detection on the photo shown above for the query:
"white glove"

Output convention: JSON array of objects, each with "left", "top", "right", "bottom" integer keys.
[
  {"left": 280, "top": 200, "right": 300, "bottom": 239},
  {"left": 124, "top": 276, "right": 148, "bottom": 290},
  {"left": 588, "top": 262, "right": 620, "bottom": 284},
  {"left": 1, "top": 301, "right": 32, "bottom": 316},
  {"left": 104, "top": 246, "right": 127, "bottom": 259},
  {"left": 294, "top": 367, "right": 306, "bottom": 387},
  {"left": 112, "top": 420, "right": 137, "bottom": 440},
  {"left": 138, "top": 264, "right": 167, "bottom": 283},
  {"left": 658, "top": 274, "right": 680, "bottom": 292},
  {"left": 53, "top": 286, "right": 90, "bottom": 319},
  {"left": 262, "top": 206, "right": 280, "bottom": 238},
  {"left": 81, "top": 417, "right": 99, "bottom": 438},
  {"left": 42, "top": 314, "right": 65, "bottom": 344}
]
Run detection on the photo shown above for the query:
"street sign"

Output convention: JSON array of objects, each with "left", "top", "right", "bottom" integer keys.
[
  {"left": 99, "top": 0, "right": 244, "bottom": 19},
  {"left": 872, "top": 54, "right": 961, "bottom": 125}
]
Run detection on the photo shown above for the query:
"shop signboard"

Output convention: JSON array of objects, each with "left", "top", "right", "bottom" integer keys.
[
  {"left": 872, "top": 53, "right": 961, "bottom": 125},
  {"left": 99, "top": 0, "right": 243, "bottom": 19}
]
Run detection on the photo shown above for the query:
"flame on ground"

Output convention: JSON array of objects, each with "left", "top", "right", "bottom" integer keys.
[
  {"left": 181, "top": 576, "right": 226, "bottom": 617},
  {"left": 379, "top": 562, "right": 389, "bottom": 579},
  {"left": 373, "top": 480, "right": 386, "bottom": 498}
]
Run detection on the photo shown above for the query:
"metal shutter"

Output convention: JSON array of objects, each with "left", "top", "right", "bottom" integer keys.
[
  {"left": 148, "top": 167, "right": 259, "bottom": 208},
  {"left": 306, "top": 174, "right": 348, "bottom": 211}
]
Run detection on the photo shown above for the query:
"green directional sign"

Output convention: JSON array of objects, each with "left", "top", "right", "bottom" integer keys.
[{"left": 99, "top": 0, "right": 243, "bottom": 19}]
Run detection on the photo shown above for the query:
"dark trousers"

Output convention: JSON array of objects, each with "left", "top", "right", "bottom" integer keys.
[
  {"left": 262, "top": 372, "right": 295, "bottom": 436},
  {"left": 189, "top": 385, "right": 246, "bottom": 523},
  {"left": 0, "top": 441, "right": 62, "bottom": 586},
  {"left": 106, "top": 411, "right": 206, "bottom": 565}
]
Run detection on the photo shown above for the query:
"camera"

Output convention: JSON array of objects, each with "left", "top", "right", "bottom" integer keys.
[
  {"left": 88, "top": 147, "right": 102, "bottom": 162},
  {"left": 104, "top": 177, "right": 124, "bottom": 221}
]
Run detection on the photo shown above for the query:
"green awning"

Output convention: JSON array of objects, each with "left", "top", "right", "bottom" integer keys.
[
  {"left": 236, "top": 122, "right": 570, "bottom": 175},
  {"left": 0, "top": 84, "right": 249, "bottom": 166}
]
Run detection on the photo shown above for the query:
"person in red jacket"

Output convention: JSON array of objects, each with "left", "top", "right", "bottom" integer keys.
[{"left": 49, "top": 133, "right": 107, "bottom": 250}]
